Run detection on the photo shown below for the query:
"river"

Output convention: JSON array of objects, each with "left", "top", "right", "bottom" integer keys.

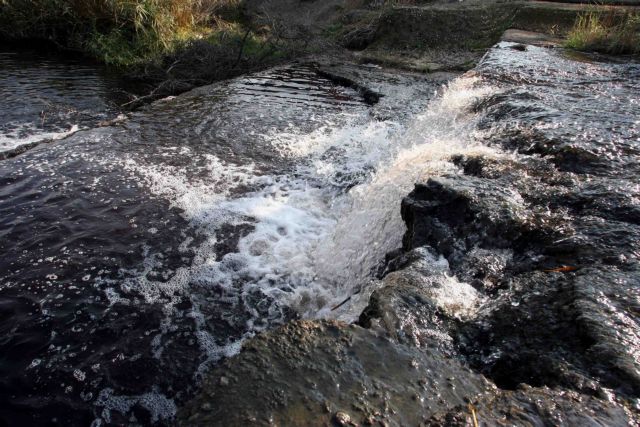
[{"left": 0, "top": 43, "right": 638, "bottom": 425}]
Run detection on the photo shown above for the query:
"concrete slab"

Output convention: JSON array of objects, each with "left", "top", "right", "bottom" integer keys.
[{"left": 501, "top": 28, "right": 563, "bottom": 47}]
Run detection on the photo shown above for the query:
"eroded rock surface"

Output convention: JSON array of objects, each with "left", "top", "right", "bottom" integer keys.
[
  {"left": 427, "top": 385, "right": 632, "bottom": 426},
  {"left": 396, "top": 156, "right": 640, "bottom": 398},
  {"left": 367, "top": 43, "right": 640, "bottom": 422},
  {"left": 179, "top": 44, "right": 640, "bottom": 426},
  {"left": 178, "top": 320, "right": 494, "bottom": 426}
]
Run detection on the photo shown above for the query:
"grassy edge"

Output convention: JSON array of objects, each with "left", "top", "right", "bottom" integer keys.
[
  {"left": 565, "top": 8, "right": 640, "bottom": 54},
  {"left": 0, "top": 1, "right": 257, "bottom": 69}
]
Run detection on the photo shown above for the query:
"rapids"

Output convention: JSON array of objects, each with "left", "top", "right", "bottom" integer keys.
[{"left": 0, "top": 42, "right": 638, "bottom": 425}]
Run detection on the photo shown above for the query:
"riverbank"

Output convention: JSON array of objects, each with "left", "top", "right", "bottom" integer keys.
[
  {"left": 0, "top": 0, "right": 324, "bottom": 106},
  {"left": 2, "top": 0, "right": 638, "bottom": 107},
  {"left": 0, "top": 0, "right": 248, "bottom": 68}
]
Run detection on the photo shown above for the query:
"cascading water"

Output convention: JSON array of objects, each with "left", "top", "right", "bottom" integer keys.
[
  {"left": 3, "top": 41, "right": 638, "bottom": 426},
  {"left": 0, "top": 57, "right": 496, "bottom": 424},
  {"left": 0, "top": 61, "right": 459, "bottom": 424},
  {"left": 122, "top": 73, "right": 500, "bottom": 328},
  {"left": 305, "top": 76, "right": 500, "bottom": 319}
]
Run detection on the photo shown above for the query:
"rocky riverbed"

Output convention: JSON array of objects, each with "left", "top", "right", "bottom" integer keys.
[
  {"left": 2, "top": 2, "right": 640, "bottom": 424},
  {"left": 179, "top": 43, "right": 640, "bottom": 426}
]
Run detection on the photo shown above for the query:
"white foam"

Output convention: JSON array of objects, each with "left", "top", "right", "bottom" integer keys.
[
  {"left": 386, "top": 247, "right": 484, "bottom": 320},
  {"left": 94, "top": 387, "right": 176, "bottom": 424},
  {"left": 116, "top": 73, "right": 502, "bottom": 382},
  {"left": 0, "top": 123, "right": 79, "bottom": 153},
  {"left": 293, "top": 76, "right": 501, "bottom": 319}
]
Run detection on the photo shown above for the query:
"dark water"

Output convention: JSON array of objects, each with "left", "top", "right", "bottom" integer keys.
[
  {"left": 0, "top": 47, "right": 126, "bottom": 157},
  {"left": 0, "top": 51, "right": 441, "bottom": 425},
  {"left": 1, "top": 42, "right": 638, "bottom": 426}
]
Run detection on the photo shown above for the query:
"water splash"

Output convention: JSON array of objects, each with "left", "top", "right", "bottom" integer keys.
[
  {"left": 121, "top": 74, "right": 501, "bottom": 359},
  {"left": 299, "top": 76, "right": 500, "bottom": 319}
]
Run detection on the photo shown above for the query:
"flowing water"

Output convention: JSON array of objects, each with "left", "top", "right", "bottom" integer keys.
[
  {"left": 0, "top": 43, "right": 638, "bottom": 426},
  {"left": 0, "top": 48, "right": 126, "bottom": 159}
]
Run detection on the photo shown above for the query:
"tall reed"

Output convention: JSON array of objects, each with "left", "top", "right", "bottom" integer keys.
[
  {"left": 566, "top": 9, "right": 640, "bottom": 55},
  {"left": 0, "top": 0, "right": 240, "bottom": 66}
]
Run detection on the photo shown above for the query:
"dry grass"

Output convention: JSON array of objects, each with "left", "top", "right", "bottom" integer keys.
[{"left": 566, "top": 9, "right": 640, "bottom": 54}]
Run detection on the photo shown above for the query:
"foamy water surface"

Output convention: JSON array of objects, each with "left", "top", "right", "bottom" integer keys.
[{"left": 0, "top": 58, "right": 509, "bottom": 425}]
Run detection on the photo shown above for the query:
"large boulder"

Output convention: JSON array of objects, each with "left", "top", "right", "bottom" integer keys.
[{"left": 179, "top": 320, "right": 494, "bottom": 426}]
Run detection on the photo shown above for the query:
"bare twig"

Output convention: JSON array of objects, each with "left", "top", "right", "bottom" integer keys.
[{"left": 232, "top": 28, "right": 252, "bottom": 69}]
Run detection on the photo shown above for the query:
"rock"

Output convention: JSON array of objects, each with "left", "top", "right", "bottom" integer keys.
[
  {"left": 359, "top": 247, "right": 481, "bottom": 355},
  {"left": 500, "top": 29, "right": 561, "bottom": 48},
  {"left": 427, "top": 385, "right": 631, "bottom": 426},
  {"left": 97, "top": 113, "right": 127, "bottom": 127},
  {"left": 374, "top": 4, "right": 516, "bottom": 51},
  {"left": 333, "top": 411, "right": 351, "bottom": 426},
  {"left": 392, "top": 147, "right": 640, "bottom": 403},
  {"left": 178, "top": 320, "right": 494, "bottom": 426},
  {"left": 400, "top": 173, "right": 534, "bottom": 270},
  {"left": 179, "top": 319, "right": 633, "bottom": 426}
]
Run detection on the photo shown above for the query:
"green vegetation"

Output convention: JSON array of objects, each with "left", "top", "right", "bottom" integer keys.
[
  {"left": 0, "top": 0, "right": 247, "bottom": 67},
  {"left": 566, "top": 9, "right": 640, "bottom": 54},
  {"left": 0, "top": 0, "right": 303, "bottom": 104}
]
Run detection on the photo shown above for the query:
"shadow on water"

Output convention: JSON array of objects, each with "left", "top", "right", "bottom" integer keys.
[{"left": 0, "top": 45, "right": 132, "bottom": 159}]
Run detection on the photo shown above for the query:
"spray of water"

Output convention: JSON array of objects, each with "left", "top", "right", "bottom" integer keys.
[
  {"left": 121, "top": 74, "right": 502, "bottom": 360},
  {"left": 295, "top": 76, "right": 501, "bottom": 319}
]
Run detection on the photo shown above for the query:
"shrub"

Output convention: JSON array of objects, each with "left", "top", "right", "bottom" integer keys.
[
  {"left": 0, "top": 0, "right": 241, "bottom": 67},
  {"left": 566, "top": 9, "right": 640, "bottom": 55}
]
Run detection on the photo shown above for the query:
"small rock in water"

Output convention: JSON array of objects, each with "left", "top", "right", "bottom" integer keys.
[
  {"left": 334, "top": 411, "right": 351, "bottom": 426},
  {"left": 219, "top": 376, "right": 229, "bottom": 386}
]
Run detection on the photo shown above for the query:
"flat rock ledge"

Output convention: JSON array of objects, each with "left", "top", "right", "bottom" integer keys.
[
  {"left": 178, "top": 319, "right": 631, "bottom": 426},
  {"left": 178, "top": 320, "right": 494, "bottom": 426}
]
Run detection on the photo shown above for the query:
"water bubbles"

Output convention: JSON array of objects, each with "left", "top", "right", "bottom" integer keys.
[
  {"left": 73, "top": 369, "right": 86, "bottom": 382},
  {"left": 27, "top": 359, "right": 42, "bottom": 369},
  {"left": 95, "top": 388, "right": 177, "bottom": 424},
  {"left": 0, "top": 62, "right": 514, "bottom": 424}
]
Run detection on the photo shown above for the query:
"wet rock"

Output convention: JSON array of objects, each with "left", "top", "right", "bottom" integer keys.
[
  {"left": 400, "top": 174, "right": 535, "bottom": 270},
  {"left": 395, "top": 148, "right": 640, "bottom": 404},
  {"left": 178, "top": 320, "right": 494, "bottom": 426},
  {"left": 455, "top": 247, "right": 512, "bottom": 293},
  {"left": 427, "top": 385, "right": 631, "bottom": 426},
  {"left": 460, "top": 270, "right": 598, "bottom": 392},
  {"left": 360, "top": 247, "right": 481, "bottom": 355},
  {"left": 315, "top": 68, "right": 382, "bottom": 105},
  {"left": 573, "top": 267, "right": 640, "bottom": 394},
  {"left": 374, "top": 66, "right": 640, "bottom": 419},
  {"left": 333, "top": 411, "right": 351, "bottom": 426}
]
